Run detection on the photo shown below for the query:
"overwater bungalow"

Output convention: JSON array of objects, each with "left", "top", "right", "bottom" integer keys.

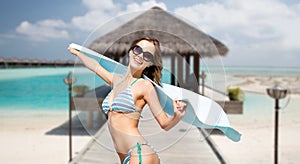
[{"left": 0, "top": 57, "right": 77, "bottom": 68}]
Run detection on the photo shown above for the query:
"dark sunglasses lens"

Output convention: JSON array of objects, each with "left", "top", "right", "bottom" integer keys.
[
  {"left": 132, "top": 45, "right": 153, "bottom": 62},
  {"left": 133, "top": 46, "right": 142, "bottom": 55},
  {"left": 143, "top": 52, "right": 153, "bottom": 62}
]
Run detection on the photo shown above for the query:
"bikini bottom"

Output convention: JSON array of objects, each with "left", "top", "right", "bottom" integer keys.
[{"left": 122, "top": 142, "right": 160, "bottom": 164}]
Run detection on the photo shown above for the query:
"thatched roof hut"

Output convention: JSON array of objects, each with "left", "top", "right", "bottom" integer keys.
[
  {"left": 90, "top": 7, "right": 228, "bottom": 57},
  {"left": 89, "top": 7, "right": 229, "bottom": 91}
]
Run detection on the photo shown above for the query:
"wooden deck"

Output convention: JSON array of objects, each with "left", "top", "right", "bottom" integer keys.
[{"left": 70, "top": 108, "right": 223, "bottom": 164}]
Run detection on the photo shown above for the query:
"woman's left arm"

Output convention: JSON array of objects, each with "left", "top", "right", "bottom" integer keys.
[{"left": 143, "top": 81, "right": 187, "bottom": 131}]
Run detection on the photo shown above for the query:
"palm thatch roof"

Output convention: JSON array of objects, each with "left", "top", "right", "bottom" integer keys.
[{"left": 89, "top": 7, "right": 228, "bottom": 58}]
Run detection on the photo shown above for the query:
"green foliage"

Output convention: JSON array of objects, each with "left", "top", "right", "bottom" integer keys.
[
  {"left": 72, "top": 85, "right": 89, "bottom": 97},
  {"left": 227, "top": 87, "right": 245, "bottom": 101}
]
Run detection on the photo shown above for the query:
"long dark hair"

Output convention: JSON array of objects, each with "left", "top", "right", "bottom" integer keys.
[{"left": 129, "top": 37, "right": 163, "bottom": 86}]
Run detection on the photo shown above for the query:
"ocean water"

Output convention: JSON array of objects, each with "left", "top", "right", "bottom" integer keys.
[
  {"left": 0, "top": 67, "right": 99, "bottom": 111},
  {"left": 0, "top": 68, "right": 74, "bottom": 111},
  {"left": 0, "top": 66, "right": 298, "bottom": 112}
]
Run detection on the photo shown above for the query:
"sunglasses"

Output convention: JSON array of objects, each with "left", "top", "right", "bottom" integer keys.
[{"left": 131, "top": 45, "right": 154, "bottom": 62}]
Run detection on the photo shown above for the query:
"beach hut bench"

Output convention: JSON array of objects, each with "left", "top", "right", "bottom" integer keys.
[
  {"left": 70, "top": 85, "right": 111, "bottom": 128},
  {"left": 217, "top": 100, "right": 243, "bottom": 114},
  {"left": 70, "top": 97, "right": 101, "bottom": 128},
  {"left": 198, "top": 84, "right": 244, "bottom": 114}
]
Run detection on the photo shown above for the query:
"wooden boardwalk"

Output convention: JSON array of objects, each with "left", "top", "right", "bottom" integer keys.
[{"left": 70, "top": 107, "right": 223, "bottom": 164}]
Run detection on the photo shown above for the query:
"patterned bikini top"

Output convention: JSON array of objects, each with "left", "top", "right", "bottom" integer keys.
[{"left": 102, "top": 78, "right": 141, "bottom": 115}]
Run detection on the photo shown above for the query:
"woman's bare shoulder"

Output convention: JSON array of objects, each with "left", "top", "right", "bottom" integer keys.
[
  {"left": 110, "top": 74, "right": 123, "bottom": 85},
  {"left": 138, "top": 78, "right": 153, "bottom": 86},
  {"left": 135, "top": 78, "right": 155, "bottom": 92}
]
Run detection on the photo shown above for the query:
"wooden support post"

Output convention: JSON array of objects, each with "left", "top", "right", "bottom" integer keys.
[
  {"left": 177, "top": 55, "right": 183, "bottom": 87},
  {"left": 193, "top": 54, "right": 200, "bottom": 93},
  {"left": 185, "top": 54, "right": 190, "bottom": 85},
  {"left": 171, "top": 54, "right": 176, "bottom": 85}
]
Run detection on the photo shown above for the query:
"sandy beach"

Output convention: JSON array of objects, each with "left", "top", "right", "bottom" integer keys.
[
  {"left": 0, "top": 110, "right": 92, "bottom": 164},
  {"left": 210, "top": 75, "right": 300, "bottom": 163},
  {"left": 228, "top": 74, "right": 300, "bottom": 94}
]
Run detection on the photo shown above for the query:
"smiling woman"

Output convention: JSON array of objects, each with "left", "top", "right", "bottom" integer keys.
[{"left": 69, "top": 37, "right": 187, "bottom": 164}]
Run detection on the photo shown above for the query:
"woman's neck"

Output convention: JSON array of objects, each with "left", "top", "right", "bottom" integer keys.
[{"left": 126, "top": 67, "right": 143, "bottom": 79}]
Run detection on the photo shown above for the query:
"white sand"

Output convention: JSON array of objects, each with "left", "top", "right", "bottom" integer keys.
[
  {"left": 0, "top": 110, "right": 91, "bottom": 164},
  {"left": 210, "top": 75, "right": 300, "bottom": 163},
  {"left": 228, "top": 75, "right": 300, "bottom": 94}
]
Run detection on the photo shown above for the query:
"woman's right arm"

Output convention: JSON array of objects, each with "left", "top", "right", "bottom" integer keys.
[
  {"left": 68, "top": 48, "right": 113, "bottom": 85},
  {"left": 142, "top": 80, "right": 187, "bottom": 131}
]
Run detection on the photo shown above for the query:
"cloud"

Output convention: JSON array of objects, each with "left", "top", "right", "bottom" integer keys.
[
  {"left": 71, "top": 10, "right": 114, "bottom": 31},
  {"left": 71, "top": 0, "right": 167, "bottom": 31},
  {"left": 16, "top": 19, "right": 69, "bottom": 41},
  {"left": 12, "top": 0, "right": 167, "bottom": 42},
  {"left": 71, "top": 0, "right": 121, "bottom": 31},
  {"left": 125, "top": 0, "right": 167, "bottom": 11},
  {"left": 82, "top": 0, "right": 115, "bottom": 10},
  {"left": 174, "top": 0, "right": 300, "bottom": 66}
]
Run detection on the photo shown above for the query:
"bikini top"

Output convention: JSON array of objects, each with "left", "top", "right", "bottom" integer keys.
[{"left": 102, "top": 78, "right": 141, "bottom": 115}]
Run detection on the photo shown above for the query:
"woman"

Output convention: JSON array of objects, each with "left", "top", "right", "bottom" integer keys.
[{"left": 69, "top": 37, "right": 187, "bottom": 164}]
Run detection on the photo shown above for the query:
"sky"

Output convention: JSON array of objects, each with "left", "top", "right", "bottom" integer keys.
[{"left": 0, "top": 0, "right": 299, "bottom": 67}]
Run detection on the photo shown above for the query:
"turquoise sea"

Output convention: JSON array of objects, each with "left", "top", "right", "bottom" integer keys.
[{"left": 0, "top": 66, "right": 299, "bottom": 112}]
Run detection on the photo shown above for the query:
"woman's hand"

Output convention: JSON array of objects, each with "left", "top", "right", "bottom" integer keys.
[
  {"left": 68, "top": 47, "right": 79, "bottom": 56},
  {"left": 67, "top": 45, "right": 113, "bottom": 85},
  {"left": 173, "top": 100, "right": 187, "bottom": 119}
]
